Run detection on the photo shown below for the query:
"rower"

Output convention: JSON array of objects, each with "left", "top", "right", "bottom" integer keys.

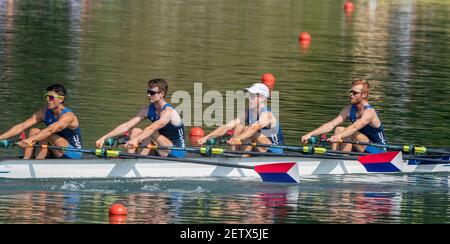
[
  {"left": 96, "top": 78, "right": 186, "bottom": 158},
  {"left": 197, "top": 83, "right": 284, "bottom": 153},
  {"left": 0, "top": 84, "right": 83, "bottom": 159},
  {"left": 301, "top": 79, "right": 387, "bottom": 153}
]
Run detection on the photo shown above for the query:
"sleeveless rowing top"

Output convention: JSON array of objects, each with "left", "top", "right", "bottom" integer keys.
[
  {"left": 147, "top": 103, "right": 186, "bottom": 148},
  {"left": 44, "top": 107, "right": 82, "bottom": 149},
  {"left": 246, "top": 107, "right": 284, "bottom": 146},
  {"left": 349, "top": 104, "right": 387, "bottom": 145}
]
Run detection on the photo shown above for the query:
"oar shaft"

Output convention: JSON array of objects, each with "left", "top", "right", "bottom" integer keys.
[
  {"left": 31, "top": 144, "right": 97, "bottom": 154},
  {"left": 109, "top": 151, "right": 254, "bottom": 169},
  {"left": 231, "top": 142, "right": 366, "bottom": 156},
  {"left": 136, "top": 143, "right": 368, "bottom": 159},
  {"left": 319, "top": 138, "right": 448, "bottom": 155},
  {"left": 135, "top": 144, "right": 203, "bottom": 153},
  {"left": 404, "top": 155, "right": 450, "bottom": 164}
]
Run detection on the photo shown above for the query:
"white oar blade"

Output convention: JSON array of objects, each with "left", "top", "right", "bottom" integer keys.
[{"left": 254, "top": 162, "right": 299, "bottom": 183}]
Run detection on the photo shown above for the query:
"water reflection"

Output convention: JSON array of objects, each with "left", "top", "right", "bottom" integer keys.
[{"left": 0, "top": 174, "right": 449, "bottom": 224}]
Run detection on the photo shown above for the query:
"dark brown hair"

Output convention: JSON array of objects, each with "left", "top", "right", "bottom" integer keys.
[{"left": 148, "top": 78, "right": 168, "bottom": 97}]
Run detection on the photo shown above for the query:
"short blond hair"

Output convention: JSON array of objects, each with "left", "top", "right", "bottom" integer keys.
[{"left": 351, "top": 79, "right": 370, "bottom": 95}]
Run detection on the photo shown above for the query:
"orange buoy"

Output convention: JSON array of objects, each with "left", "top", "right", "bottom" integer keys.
[
  {"left": 344, "top": 1, "right": 354, "bottom": 11},
  {"left": 189, "top": 127, "right": 205, "bottom": 137},
  {"left": 261, "top": 73, "right": 276, "bottom": 91},
  {"left": 189, "top": 136, "right": 202, "bottom": 146},
  {"left": 299, "top": 39, "right": 311, "bottom": 49},
  {"left": 189, "top": 127, "right": 205, "bottom": 146},
  {"left": 109, "top": 204, "right": 128, "bottom": 215},
  {"left": 109, "top": 215, "right": 127, "bottom": 224},
  {"left": 299, "top": 32, "right": 311, "bottom": 42}
]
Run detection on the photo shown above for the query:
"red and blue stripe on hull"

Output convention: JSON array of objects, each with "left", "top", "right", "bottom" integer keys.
[
  {"left": 358, "top": 151, "right": 404, "bottom": 172},
  {"left": 254, "top": 162, "right": 299, "bottom": 183}
]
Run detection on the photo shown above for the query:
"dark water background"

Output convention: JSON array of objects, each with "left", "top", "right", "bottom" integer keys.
[{"left": 0, "top": 0, "right": 449, "bottom": 223}]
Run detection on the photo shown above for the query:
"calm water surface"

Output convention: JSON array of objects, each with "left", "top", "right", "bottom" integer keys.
[
  {"left": 0, "top": 0, "right": 449, "bottom": 223},
  {"left": 0, "top": 175, "right": 449, "bottom": 224}
]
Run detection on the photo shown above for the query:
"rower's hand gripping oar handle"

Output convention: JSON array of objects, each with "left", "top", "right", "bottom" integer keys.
[
  {"left": 103, "top": 132, "right": 130, "bottom": 148},
  {"left": 0, "top": 132, "right": 26, "bottom": 148}
]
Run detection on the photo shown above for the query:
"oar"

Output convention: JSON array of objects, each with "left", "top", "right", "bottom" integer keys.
[
  {"left": 0, "top": 139, "right": 15, "bottom": 148},
  {"left": 0, "top": 133, "right": 26, "bottom": 148},
  {"left": 128, "top": 143, "right": 369, "bottom": 159},
  {"left": 312, "top": 136, "right": 450, "bottom": 155},
  {"left": 1, "top": 140, "right": 102, "bottom": 155},
  {"left": 200, "top": 141, "right": 450, "bottom": 165},
  {"left": 341, "top": 141, "right": 448, "bottom": 155},
  {"left": 207, "top": 137, "right": 367, "bottom": 156},
  {"left": 103, "top": 133, "right": 130, "bottom": 148}
]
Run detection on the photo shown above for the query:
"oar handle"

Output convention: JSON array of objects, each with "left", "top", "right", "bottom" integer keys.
[
  {"left": 0, "top": 139, "right": 15, "bottom": 148},
  {"left": 318, "top": 136, "right": 437, "bottom": 155},
  {"left": 0, "top": 136, "right": 25, "bottom": 148},
  {"left": 104, "top": 133, "right": 130, "bottom": 147}
]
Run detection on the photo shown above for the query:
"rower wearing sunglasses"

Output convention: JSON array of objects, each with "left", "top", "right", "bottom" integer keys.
[
  {"left": 301, "top": 79, "right": 387, "bottom": 153},
  {"left": 96, "top": 78, "right": 185, "bottom": 158},
  {"left": 0, "top": 84, "right": 83, "bottom": 159}
]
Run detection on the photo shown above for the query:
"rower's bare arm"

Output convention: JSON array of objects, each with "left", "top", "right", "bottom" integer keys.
[
  {"left": 0, "top": 110, "right": 43, "bottom": 140},
  {"left": 202, "top": 118, "right": 241, "bottom": 141},
  {"left": 302, "top": 115, "right": 345, "bottom": 139},
  {"left": 337, "top": 109, "right": 374, "bottom": 139},
  {"left": 301, "top": 107, "right": 349, "bottom": 143},
  {"left": 235, "top": 112, "right": 271, "bottom": 141},
  {"left": 135, "top": 108, "right": 173, "bottom": 143},
  {"left": 28, "top": 113, "right": 74, "bottom": 143},
  {"left": 96, "top": 107, "right": 147, "bottom": 147}
]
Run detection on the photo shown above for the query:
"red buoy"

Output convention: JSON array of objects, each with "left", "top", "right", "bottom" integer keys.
[
  {"left": 109, "top": 215, "right": 127, "bottom": 224},
  {"left": 261, "top": 73, "right": 276, "bottom": 91},
  {"left": 344, "top": 1, "right": 354, "bottom": 11},
  {"left": 299, "top": 39, "right": 311, "bottom": 49},
  {"left": 109, "top": 204, "right": 128, "bottom": 216},
  {"left": 19, "top": 132, "right": 26, "bottom": 141},
  {"left": 299, "top": 32, "right": 311, "bottom": 42},
  {"left": 189, "top": 127, "right": 205, "bottom": 146},
  {"left": 189, "top": 127, "right": 205, "bottom": 137},
  {"left": 226, "top": 129, "right": 234, "bottom": 136}
]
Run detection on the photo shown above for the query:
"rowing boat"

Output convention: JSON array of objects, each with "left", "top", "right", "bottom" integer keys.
[{"left": 1, "top": 151, "right": 449, "bottom": 181}]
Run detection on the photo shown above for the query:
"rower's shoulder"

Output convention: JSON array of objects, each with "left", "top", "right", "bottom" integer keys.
[
  {"left": 135, "top": 105, "right": 150, "bottom": 118},
  {"left": 60, "top": 110, "right": 77, "bottom": 120},
  {"left": 138, "top": 105, "right": 150, "bottom": 112},
  {"left": 33, "top": 107, "right": 47, "bottom": 119},
  {"left": 259, "top": 109, "right": 275, "bottom": 118},
  {"left": 361, "top": 106, "right": 377, "bottom": 118},
  {"left": 341, "top": 105, "right": 352, "bottom": 114},
  {"left": 35, "top": 107, "right": 46, "bottom": 114}
]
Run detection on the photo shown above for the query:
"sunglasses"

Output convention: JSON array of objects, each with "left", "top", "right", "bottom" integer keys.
[
  {"left": 349, "top": 90, "right": 362, "bottom": 96},
  {"left": 45, "top": 94, "right": 65, "bottom": 101},
  {"left": 147, "top": 90, "right": 161, "bottom": 96}
]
